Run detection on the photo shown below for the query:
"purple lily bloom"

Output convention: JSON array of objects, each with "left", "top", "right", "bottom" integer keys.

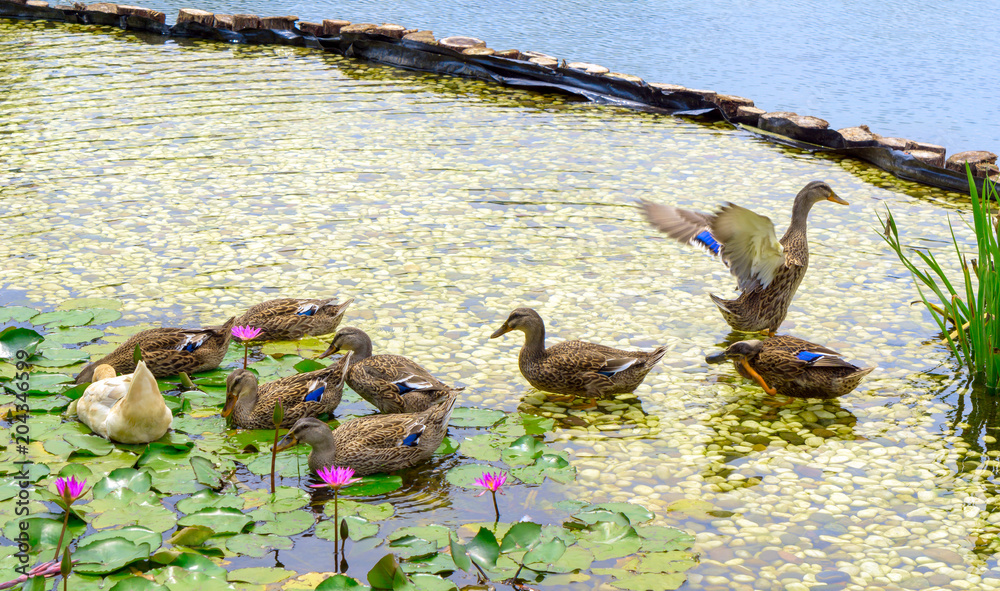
[
  {"left": 231, "top": 325, "right": 264, "bottom": 342},
  {"left": 473, "top": 471, "right": 507, "bottom": 496},
  {"left": 54, "top": 476, "right": 86, "bottom": 505},
  {"left": 311, "top": 466, "right": 362, "bottom": 491}
]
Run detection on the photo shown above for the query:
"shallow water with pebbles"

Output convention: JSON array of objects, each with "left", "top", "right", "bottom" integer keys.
[{"left": 2, "top": 18, "right": 1000, "bottom": 591}]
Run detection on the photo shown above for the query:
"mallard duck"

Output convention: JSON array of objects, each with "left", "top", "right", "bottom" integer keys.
[
  {"left": 317, "top": 327, "right": 460, "bottom": 414},
  {"left": 490, "top": 308, "right": 668, "bottom": 398},
  {"left": 235, "top": 297, "right": 354, "bottom": 341},
  {"left": 274, "top": 390, "right": 458, "bottom": 475},
  {"left": 706, "top": 335, "right": 874, "bottom": 399},
  {"left": 75, "top": 317, "right": 237, "bottom": 384},
  {"left": 640, "top": 181, "right": 848, "bottom": 335},
  {"left": 75, "top": 361, "right": 172, "bottom": 444},
  {"left": 222, "top": 352, "right": 352, "bottom": 429}
]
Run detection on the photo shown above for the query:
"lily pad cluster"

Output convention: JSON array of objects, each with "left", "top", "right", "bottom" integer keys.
[{"left": 0, "top": 302, "right": 696, "bottom": 588}]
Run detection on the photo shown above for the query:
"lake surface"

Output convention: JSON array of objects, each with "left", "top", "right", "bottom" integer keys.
[
  {"left": 2, "top": 16, "right": 1000, "bottom": 591},
  {"left": 127, "top": 0, "right": 1000, "bottom": 155}
]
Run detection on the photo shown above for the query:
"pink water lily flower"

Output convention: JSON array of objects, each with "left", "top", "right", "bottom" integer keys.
[
  {"left": 473, "top": 471, "right": 507, "bottom": 496},
  {"left": 311, "top": 466, "right": 362, "bottom": 491},
  {"left": 54, "top": 476, "right": 87, "bottom": 505},
  {"left": 231, "top": 325, "right": 264, "bottom": 341}
]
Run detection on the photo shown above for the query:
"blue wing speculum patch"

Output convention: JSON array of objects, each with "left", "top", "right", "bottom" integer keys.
[{"left": 694, "top": 230, "right": 721, "bottom": 255}]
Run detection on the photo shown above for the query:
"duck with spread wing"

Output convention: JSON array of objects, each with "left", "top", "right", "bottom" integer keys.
[{"left": 640, "top": 181, "right": 847, "bottom": 335}]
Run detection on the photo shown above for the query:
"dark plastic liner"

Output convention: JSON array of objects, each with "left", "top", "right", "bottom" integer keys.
[{"left": 0, "top": 1, "right": 988, "bottom": 194}]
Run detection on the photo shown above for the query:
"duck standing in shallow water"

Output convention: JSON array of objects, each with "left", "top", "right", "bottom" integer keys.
[
  {"left": 275, "top": 390, "right": 458, "bottom": 475},
  {"left": 706, "top": 335, "right": 874, "bottom": 400},
  {"left": 222, "top": 352, "right": 352, "bottom": 429},
  {"left": 640, "top": 181, "right": 848, "bottom": 335},
  {"left": 317, "top": 327, "right": 460, "bottom": 414},
  {"left": 490, "top": 307, "right": 668, "bottom": 398},
  {"left": 235, "top": 297, "right": 354, "bottom": 341},
  {"left": 75, "top": 361, "right": 173, "bottom": 444},
  {"left": 75, "top": 317, "right": 237, "bottom": 383}
]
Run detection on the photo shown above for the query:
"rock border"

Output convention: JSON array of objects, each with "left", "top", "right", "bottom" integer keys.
[{"left": 1, "top": 0, "right": 995, "bottom": 193}]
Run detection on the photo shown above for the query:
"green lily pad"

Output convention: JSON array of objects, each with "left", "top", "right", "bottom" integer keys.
[
  {"left": 225, "top": 533, "right": 294, "bottom": 558},
  {"left": 0, "top": 327, "right": 43, "bottom": 359},
  {"left": 577, "top": 503, "right": 654, "bottom": 525},
  {"left": 435, "top": 435, "right": 460, "bottom": 455},
  {"left": 93, "top": 468, "right": 152, "bottom": 499},
  {"left": 444, "top": 464, "right": 496, "bottom": 488},
  {"left": 0, "top": 306, "right": 39, "bottom": 323},
  {"left": 88, "top": 308, "right": 123, "bottom": 325},
  {"left": 399, "top": 552, "right": 458, "bottom": 576},
  {"left": 494, "top": 413, "right": 556, "bottom": 437},
  {"left": 60, "top": 382, "right": 90, "bottom": 400},
  {"left": 387, "top": 534, "right": 439, "bottom": 559},
  {"left": 30, "top": 347, "right": 90, "bottom": 367},
  {"left": 43, "top": 327, "right": 106, "bottom": 345},
  {"left": 339, "top": 474, "right": 403, "bottom": 496},
  {"left": 316, "top": 575, "right": 367, "bottom": 590},
  {"left": 110, "top": 578, "right": 169, "bottom": 591},
  {"left": 241, "top": 487, "right": 309, "bottom": 513},
  {"left": 293, "top": 358, "right": 327, "bottom": 373},
  {"left": 635, "top": 524, "right": 695, "bottom": 553},
  {"left": 31, "top": 310, "right": 95, "bottom": 328},
  {"left": 66, "top": 433, "right": 115, "bottom": 457},
  {"left": 76, "top": 525, "right": 162, "bottom": 555},
  {"left": 73, "top": 537, "right": 152, "bottom": 574},
  {"left": 58, "top": 298, "right": 123, "bottom": 311},
  {"left": 176, "top": 490, "right": 242, "bottom": 514},
  {"left": 546, "top": 545, "right": 594, "bottom": 573},
  {"left": 391, "top": 525, "right": 453, "bottom": 548},
  {"left": 407, "top": 575, "right": 457, "bottom": 591},
  {"left": 249, "top": 508, "right": 314, "bottom": 536},
  {"left": 449, "top": 534, "right": 471, "bottom": 572},
  {"left": 325, "top": 499, "right": 395, "bottom": 521},
  {"left": 190, "top": 456, "right": 224, "bottom": 489},
  {"left": 167, "top": 525, "right": 216, "bottom": 547},
  {"left": 466, "top": 527, "right": 500, "bottom": 569},
  {"left": 501, "top": 435, "right": 545, "bottom": 466},
  {"left": 577, "top": 520, "right": 642, "bottom": 561},
  {"left": 227, "top": 567, "right": 296, "bottom": 584},
  {"left": 178, "top": 507, "right": 252, "bottom": 535},
  {"left": 448, "top": 407, "right": 505, "bottom": 428},
  {"left": 499, "top": 521, "right": 541, "bottom": 553},
  {"left": 511, "top": 454, "right": 575, "bottom": 484},
  {"left": 459, "top": 434, "right": 515, "bottom": 462},
  {"left": 368, "top": 554, "right": 410, "bottom": 590},
  {"left": 317, "top": 515, "right": 378, "bottom": 542},
  {"left": 524, "top": 538, "right": 566, "bottom": 569},
  {"left": 24, "top": 372, "right": 74, "bottom": 394},
  {"left": 91, "top": 499, "right": 178, "bottom": 533},
  {"left": 618, "top": 550, "right": 698, "bottom": 573},
  {"left": 607, "top": 572, "right": 687, "bottom": 591},
  {"left": 2, "top": 516, "right": 87, "bottom": 551}
]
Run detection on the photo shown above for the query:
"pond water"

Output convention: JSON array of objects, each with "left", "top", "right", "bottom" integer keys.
[
  {"left": 91, "top": 0, "right": 1000, "bottom": 155},
  {"left": 2, "top": 17, "right": 1000, "bottom": 591}
]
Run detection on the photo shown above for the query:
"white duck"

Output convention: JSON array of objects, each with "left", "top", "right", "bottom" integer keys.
[{"left": 75, "top": 361, "right": 173, "bottom": 444}]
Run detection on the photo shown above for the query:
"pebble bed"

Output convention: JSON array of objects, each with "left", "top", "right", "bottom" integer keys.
[{"left": 2, "top": 19, "right": 998, "bottom": 590}]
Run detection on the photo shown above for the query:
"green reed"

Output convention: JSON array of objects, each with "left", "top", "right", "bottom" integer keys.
[{"left": 880, "top": 166, "right": 1000, "bottom": 391}]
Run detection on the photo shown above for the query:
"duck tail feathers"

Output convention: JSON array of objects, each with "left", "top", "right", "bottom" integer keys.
[{"left": 645, "top": 346, "right": 669, "bottom": 368}]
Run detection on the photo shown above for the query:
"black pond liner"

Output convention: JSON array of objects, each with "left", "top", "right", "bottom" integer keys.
[{"left": 0, "top": 0, "right": 988, "bottom": 195}]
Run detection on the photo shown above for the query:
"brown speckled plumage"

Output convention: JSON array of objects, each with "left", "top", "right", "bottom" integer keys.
[
  {"left": 640, "top": 181, "right": 848, "bottom": 335},
  {"left": 317, "top": 327, "right": 460, "bottom": 414},
  {"left": 221, "top": 352, "right": 351, "bottom": 429},
  {"left": 490, "top": 308, "right": 668, "bottom": 398},
  {"left": 235, "top": 297, "right": 353, "bottom": 341},
  {"left": 274, "top": 391, "right": 458, "bottom": 475},
  {"left": 706, "top": 335, "right": 874, "bottom": 399},
  {"left": 75, "top": 317, "right": 237, "bottom": 383}
]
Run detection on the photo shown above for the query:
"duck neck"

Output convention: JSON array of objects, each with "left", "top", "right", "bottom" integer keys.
[
  {"left": 235, "top": 383, "right": 259, "bottom": 422},
  {"left": 350, "top": 336, "right": 373, "bottom": 362},
  {"left": 519, "top": 321, "right": 547, "bottom": 360},
  {"left": 121, "top": 373, "right": 165, "bottom": 420},
  {"left": 308, "top": 434, "right": 338, "bottom": 471},
  {"left": 785, "top": 197, "right": 815, "bottom": 238}
]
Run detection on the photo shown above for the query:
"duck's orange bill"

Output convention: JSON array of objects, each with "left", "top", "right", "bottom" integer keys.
[
  {"left": 274, "top": 434, "right": 297, "bottom": 453},
  {"left": 221, "top": 394, "right": 237, "bottom": 418},
  {"left": 827, "top": 193, "right": 849, "bottom": 205},
  {"left": 741, "top": 359, "right": 777, "bottom": 395}
]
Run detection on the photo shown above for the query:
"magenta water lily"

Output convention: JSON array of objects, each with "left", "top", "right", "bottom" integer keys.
[
  {"left": 474, "top": 470, "right": 507, "bottom": 521},
  {"left": 231, "top": 325, "right": 262, "bottom": 368},
  {"left": 52, "top": 476, "right": 87, "bottom": 563},
  {"left": 312, "top": 466, "right": 362, "bottom": 491}
]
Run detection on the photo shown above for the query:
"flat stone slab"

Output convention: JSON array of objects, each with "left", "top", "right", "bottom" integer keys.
[
  {"left": 946, "top": 150, "right": 999, "bottom": 178},
  {"left": 759, "top": 112, "right": 844, "bottom": 147},
  {"left": 838, "top": 125, "right": 877, "bottom": 148}
]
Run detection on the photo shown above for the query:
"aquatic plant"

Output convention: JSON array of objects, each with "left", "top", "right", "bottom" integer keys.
[
  {"left": 231, "top": 325, "right": 263, "bottom": 369},
  {"left": 881, "top": 167, "right": 1000, "bottom": 391},
  {"left": 52, "top": 476, "right": 87, "bottom": 561},
  {"left": 473, "top": 470, "right": 507, "bottom": 522},
  {"left": 60, "top": 548, "right": 71, "bottom": 591},
  {"left": 270, "top": 400, "right": 284, "bottom": 494},
  {"left": 312, "top": 466, "right": 362, "bottom": 572}
]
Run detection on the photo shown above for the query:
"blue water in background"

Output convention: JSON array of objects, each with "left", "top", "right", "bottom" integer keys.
[{"left": 148, "top": 0, "right": 998, "bottom": 154}]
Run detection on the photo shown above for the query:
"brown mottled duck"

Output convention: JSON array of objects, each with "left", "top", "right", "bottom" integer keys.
[
  {"left": 317, "top": 327, "right": 460, "bottom": 414},
  {"left": 490, "top": 308, "right": 668, "bottom": 398},
  {"left": 221, "top": 352, "right": 352, "bottom": 429},
  {"left": 235, "top": 297, "right": 354, "bottom": 341},
  {"left": 75, "top": 317, "right": 237, "bottom": 383},
  {"left": 274, "top": 390, "right": 458, "bottom": 475},
  {"left": 706, "top": 335, "right": 874, "bottom": 399},
  {"left": 640, "top": 181, "right": 848, "bottom": 335}
]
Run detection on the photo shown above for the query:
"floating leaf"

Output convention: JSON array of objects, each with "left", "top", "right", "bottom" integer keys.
[
  {"left": 459, "top": 434, "right": 514, "bottom": 462},
  {"left": 466, "top": 527, "right": 500, "bottom": 569},
  {"left": 367, "top": 554, "right": 410, "bottom": 590},
  {"left": 494, "top": 413, "right": 555, "bottom": 437},
  {"left": 316, "top": 574, "right": 365, "bottom": 590},
  {"left": 448, "top": 407, "right": 505, "bottom": 428},
  {"left": 0, "top": 326, "right": 43, "bottom": 359},
  {"left": 176, "top": 490, "right": 242, "bottom": 514},
  {"left": 578, "top": 520, "right": 642, "bottom": 561},
  {"left": 250, "top": 509, "right": 314, "bottom": 536},
  {"left": 407, "top": 575, "right": 457, "bottom": 591},
  {"left": 449, "top": 534, "right": 471, "bottom": 572},
  {"left": 58, "top": 298, "right": 123, "bottom": 311},
  {"left": 293, "top": 358, "right": 327, "bottom": 373},
  {"left": 241, "top": 486, "right": 309, "bottom": 512},
  {"left": 190, "top": 456, "right": 223, "bottom": 489},
  {"left": 635, "top": 524, "right": 695, "bottom": 553},
  {"left": 317, "top": 515, "right": 378, "bottom": 542},
  {"left": 511, "top": 454, "right": 574, "bottom": 484},
  {"left": 325, "top": 499, "right": 395, "bottom": 521},
  {"left": 501, "top": 435, "right": 545, "bottom": 466},
  {"left": 499, "top": 521, "right": 541, "bottom": 553},
  {"left": 168, "top": 525, "right": 216, "bottom": 547},
  {"left": 76, "top": 526, "right": 162, "bottom": 555},
  {"left": 178, "top": 507, "right": 252, "bottom": 535},
  {"left": 227, "top": 567, "right": 296, "bottom": 584},
  {"left": 30, "top": 347, "right": 89, "bottom": 367},
  {"left": 444, "top": 464, "right": 495, "bottom": 488},
  {"left": 73, "top": 537, "right": 152, "bottom": 574},
  {"left": 93, "top": 468, "right": 152, "bottom": 499},
  {"left": 31, "top": 310, "right": 95, "bottom": 328},
  {"left": 524, "top": 538, "right": 567, "bottom": 569},
  {"left": 110, "top": 577, "right": 168, "bottom": 591},
  {"left": 65, "top": 432, "right": 115, "bottom": 457},
  {"left": 390, "top": 525, "right": 452, "bottom": 548},
  {"left": 434, "top": 436, "right": 459, "bottom": 455},
  {"left": 339, "top": 474, "right": 403, "bottom": 496},
  {"left": 43, "top": 327, "right": 105, "bottom": 345},
  {"left": 387, "top": 534, "right": 438, "bottom": 559},
  {"left": 223, "top": 532, "right": 294, "bottom": 558},
  {"left": 88, "top": 308, "right": 123, "bottom": 325},
  {"left": 576, "top": 503, "right": 653, "bottom": 525},
  {"left": 607, "top": 572, "right": 687, "bottom": 591},
  {"left": 0, "top": 306, "right": 39, "bottom": 323}
]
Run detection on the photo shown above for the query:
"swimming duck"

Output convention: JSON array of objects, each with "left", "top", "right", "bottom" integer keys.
[
  {"left": 640, "top": 181, "right": 847, "bottom": 335},
  {"left": 75, "top": 317, "right": 237, "bottom": 384},
  {"left": 490, "top": 308, "right": 668, "bottom": 398},
  {"left": 706, "top": 335, "right": 874, "bottom": 399},
  {"left": 274, "top": 390, "right": 458, "bottom": 475},
  {"left": 222, "top": 352, "right": 352, "bottom": 429},
  {"left": 75, "top": 361, "right": 173, "bottom": 444},
  {"left": 317, "top": 327, "right": 460, "bottom": 414},
  {"left": 235, "top": 297, "right": 354, "bottom": 341}
]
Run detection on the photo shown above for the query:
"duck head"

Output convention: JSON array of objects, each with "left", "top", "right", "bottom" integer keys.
[
  {"left": 705, "top": 340, "right": 766, "bottom": 365},
  {"left": 221, "top": 368, "right": 258, "bottom": 419},
  {"left": 490, "top": 307, "right": 544, "bottom": 339},
  {"left": 274, "top": 417, "right": 334, "bottom": 453},
  {"left": 318, "top": 327, "right": 372, "bottom": 361}
]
